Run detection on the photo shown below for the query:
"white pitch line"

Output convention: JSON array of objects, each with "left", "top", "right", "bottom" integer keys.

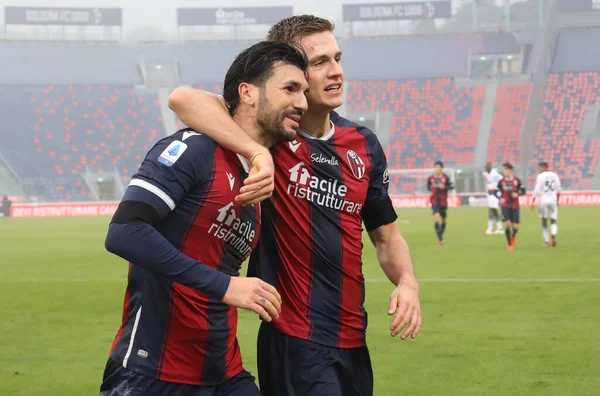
[
  {"left": 0, "top": 278, "right": 124, "bottom": 283},
  {"left": 1, "top": 278, "right": 600, "bottom": 284},
  {"left": 367, "top": 278, "right": 600, "bottom": 283}
]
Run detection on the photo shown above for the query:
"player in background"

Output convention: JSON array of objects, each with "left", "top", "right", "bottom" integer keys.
[
  {"left": 483, "top": 162, "right": 504, "bottom": 235},
  {"left": 531, "top": 162, "right": 561, "bottom": 247},
  {"left": 168, "top": 15, "right": 421, "bottom": 396},
  {"left": 100, "top": 41, "right": 309, "bottom": 396},
  {"left": 426, "top": 161, "right": 454, "bottom": 245},
  {"left": 496, "top": 162, "right": 526, "bottom": 250}
]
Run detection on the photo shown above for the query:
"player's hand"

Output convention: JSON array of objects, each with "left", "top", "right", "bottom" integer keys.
[
  {"left": 388, "top": 279, "right": 421, "bottom": 340},
  {"left": 500, "top": 198, "right": 506, "bottom": 205},
  {"left": 511, "top": 192, "right": 518, "bottom": 198},
  {"left": 222, "top": 277, "right": 282, "bottom": 322},
  {"left": 236, "top": 150, "right": 274, "bottom": 205}
]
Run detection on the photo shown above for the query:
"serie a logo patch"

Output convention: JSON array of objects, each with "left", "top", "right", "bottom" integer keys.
[{"left": 158, "top": 140, "right": 188, "bottom": 167}]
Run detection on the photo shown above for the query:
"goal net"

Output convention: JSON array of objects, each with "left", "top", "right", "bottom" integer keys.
[{"left": 387, "top": 168, "right": 457, "bottom": 196}]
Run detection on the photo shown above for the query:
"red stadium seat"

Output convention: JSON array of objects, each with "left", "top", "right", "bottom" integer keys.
[
  {"left": 2, "top": 75, "right": 598, "bottom": 200},
  {"left": 487, "top": 84, "right": 530, "bottom": 164},
  {"left": 0, "top": 84, "right": 167, "bottom": 200},
  {"left": 533, "top": 72, "right": 600, "bottom": 189},
  {"left": 346, "top": 78, "right": 485, "bottom": 173}
]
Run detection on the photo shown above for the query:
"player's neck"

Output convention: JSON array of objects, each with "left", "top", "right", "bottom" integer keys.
[
  {"left": 232, "top": 113, "right": 271, "bottom": 149},
  {"left": 299, "top": 108, "right": 332, "bottom": 139}
]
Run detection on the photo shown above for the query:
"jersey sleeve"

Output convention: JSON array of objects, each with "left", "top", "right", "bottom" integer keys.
[
  {"left": 445, "top": 174, "right": 454, "bottom": 191},
  {"left": 365, "top": 132, "right": 390, "bottom": 203},
  {"left": 362, "top": 130, "right": 397, "bottom": 231},
  {"left": 518, "top": 179, "right": 526, "bottom": 195},
  {"left": 123, "top": 132, "right": 216, "bottom": 219}
]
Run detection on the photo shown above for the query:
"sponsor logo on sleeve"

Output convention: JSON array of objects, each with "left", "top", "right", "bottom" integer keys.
[{"left": 383, "top": 168, "right": 389, "bottom": 184}]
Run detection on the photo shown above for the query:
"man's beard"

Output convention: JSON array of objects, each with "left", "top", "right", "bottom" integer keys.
[{"left": 256, "top": 93, "right": 300, "bottom": 147}]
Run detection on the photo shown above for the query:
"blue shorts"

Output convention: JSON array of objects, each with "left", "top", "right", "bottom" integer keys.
[
  {"left": 502, "top": 207, "right": 520, "bottom": 224},
  {"left": 99, "top": 358, "right": 260, "bottom": 396},
  {"left": 431, "top": 204, "right": 448, "bottom": 219},
  {"left": 257, "top": 322, "right": 373, "bottom": 396}
]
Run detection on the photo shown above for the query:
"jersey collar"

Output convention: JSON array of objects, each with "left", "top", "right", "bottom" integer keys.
[{"left": 298, "top": 121, "right": 335, "bottom": 141}]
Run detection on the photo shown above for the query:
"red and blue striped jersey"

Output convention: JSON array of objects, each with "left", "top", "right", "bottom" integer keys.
[
  {"left": 249, "top": 112, "right": 390, "bottom": 349},
  {"left": 109, "top": 129, "right": 260, "bottom": 386},
  {"left": 497, "top": 177, "right": 526, "bottom": 209},
  {"left": 427, "top": 173, "right": 453, "bottom": 206}
]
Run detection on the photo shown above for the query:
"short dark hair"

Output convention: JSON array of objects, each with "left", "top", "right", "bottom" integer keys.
[
  {"left": 538, "top": 161, "right": 549, "bottom": 169},
  {"left": 434, "top": 161, "right": 444, "bottom": 168},
  {"left": 223, "top": 41, "right": 309, "bottom": 116},
  {"left": 503, "top": 162, "right": 514, "bottom": 170},
  {"left": 267, "top": 15, "right": 334, "bottom": 43}
]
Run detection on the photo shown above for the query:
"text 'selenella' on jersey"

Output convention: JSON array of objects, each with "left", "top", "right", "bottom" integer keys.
[
  {"left": 310, "top": 152, "right": 339, "bottom": 166},
  {"left": 287, "top": 161, "right": 364, "bottom": 214}
]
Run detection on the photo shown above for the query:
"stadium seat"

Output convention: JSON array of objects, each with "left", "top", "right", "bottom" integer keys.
[
  {"left": 346, "top": 78, "right": 485, "bottom": 194},
  {"left": 0, "top": 84, "right": 165, "bottom": 201},
  {"left": 1, "top": 74, "right": 598, "bottom": 200},
  {"left": 347, "top": 78, "right": 484, "bottom": 170},
  {"left": 532, "top": 72, "right": 600, "bottom": 189},
  {"left": 487, "top": 83, "right": 530, "bottom": 165}
]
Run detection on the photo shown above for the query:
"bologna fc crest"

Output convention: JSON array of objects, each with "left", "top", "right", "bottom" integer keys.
[{"left": 346, "top": 150, "right": 365, "bottom": 179}]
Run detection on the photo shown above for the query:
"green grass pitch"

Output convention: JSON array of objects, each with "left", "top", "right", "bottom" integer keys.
[{"left": 1, "top": 207, "right": 599, "bottom": 395}]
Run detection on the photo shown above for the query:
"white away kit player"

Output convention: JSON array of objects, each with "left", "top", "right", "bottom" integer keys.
[
  {"left": 483, "top": 162, "right": 504, "bottom": 234},
  {"left": 531, "top": 161, "right": 561, "bottom": 247}
]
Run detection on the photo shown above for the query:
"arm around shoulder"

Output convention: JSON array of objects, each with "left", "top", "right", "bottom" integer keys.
[{"left": 168, "top": 87, "right": 267, "bottom": 159}]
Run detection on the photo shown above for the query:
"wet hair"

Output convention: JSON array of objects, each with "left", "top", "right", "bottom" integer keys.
[{"left": 223, "top": 41, "right": 308, "bottom": 116}]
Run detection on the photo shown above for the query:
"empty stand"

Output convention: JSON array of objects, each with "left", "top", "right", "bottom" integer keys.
[
  {"left": 0, "top": 84, "right": 165, "bottom": 201},
  {"left": 487, "top": 83, "right": 530, "bottom": 165},
  {"left": 1, "top": 73, "right": 597, "bottom": 201},
  {"left": 532, "top": 72, "right": 600, "bottom": 189},
  {"left": 346, "top": 78, "right": 485, "bottom": 194},
  {"left": 347, "top": 78, "right": 484, "bottom": 170}
]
